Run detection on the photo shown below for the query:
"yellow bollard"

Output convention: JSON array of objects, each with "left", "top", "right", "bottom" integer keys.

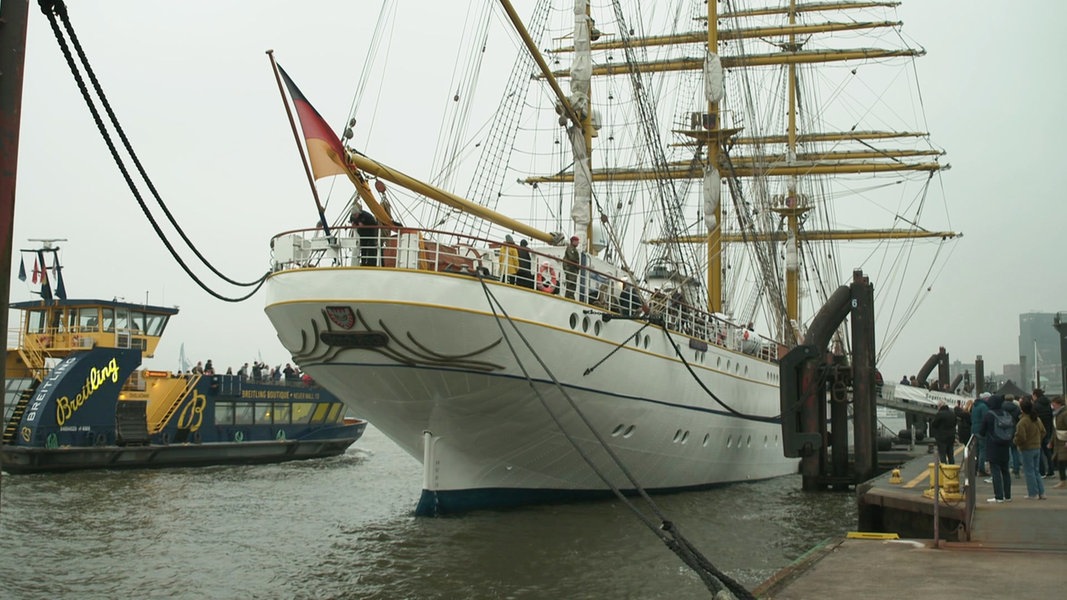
[
  {"left": 923, "top": 462, "right": 962, "bottom": 501},
  {"left": 888, "top": 468, "right": 902, "bottom": 484}
]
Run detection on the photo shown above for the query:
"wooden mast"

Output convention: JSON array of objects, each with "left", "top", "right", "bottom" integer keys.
[{"left": 706, "top": 0, "right": 722, "bottom": 314}]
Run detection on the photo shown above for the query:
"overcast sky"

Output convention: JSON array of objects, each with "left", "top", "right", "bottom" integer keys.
[{"left": 11, "top": 1, "right": 1067, "bottom": 383}]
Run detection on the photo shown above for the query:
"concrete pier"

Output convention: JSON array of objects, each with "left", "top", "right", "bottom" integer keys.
[{"left": 755, "top": 448, "right": 1067, "bottom": 598}]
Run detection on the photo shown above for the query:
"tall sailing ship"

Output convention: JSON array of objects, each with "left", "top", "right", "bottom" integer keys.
[{"left": 263, "top": 0, "right": 956, "bottom": 514}]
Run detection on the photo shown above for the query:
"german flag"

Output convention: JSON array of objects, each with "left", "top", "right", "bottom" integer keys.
[{"left": 278, "top": 65, "right": 348, "bottom": 180}]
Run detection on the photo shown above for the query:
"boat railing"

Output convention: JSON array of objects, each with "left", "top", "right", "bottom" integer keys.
[
  {"left": 147, "top": 373, "right": 201, "bottom": 434},
  {"left": 270, "top": 227, "right": 780, "bottom": 363}
]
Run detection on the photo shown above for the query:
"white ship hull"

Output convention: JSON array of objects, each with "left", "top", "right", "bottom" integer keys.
[{"left": 265, "top": 258, "right": 797, "bottom": 514}]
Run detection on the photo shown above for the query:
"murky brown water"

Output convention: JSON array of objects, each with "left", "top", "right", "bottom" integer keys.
[{"left": 0, "top": 426, "right": 856, "bottom": 599}]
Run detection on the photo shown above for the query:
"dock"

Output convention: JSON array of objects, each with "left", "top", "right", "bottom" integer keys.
[{"left": 755, "top": 443, "right": 1067, "bottom": 599}]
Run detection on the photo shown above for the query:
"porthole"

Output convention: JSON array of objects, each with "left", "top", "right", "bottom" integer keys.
[
  {"left": 623, "top": 425, "right": 635, "bottom": 438},
  {"left": 726, "top": 360, "right": 731, "bottom": 370},
  {"left": 717, "top": 357, "right": 721, "bottom": 367},
  {"left": 763, "top": 435, "right": 768, "bottom": 447},
  {"left": 611, "top": 424, "right": 624, "bottom": 437},
  {"left": 582, "top": 316, "right": 590, "bottom": 332},
  {"left": 702, "top": 433, "right": 710, "bottom": 447},
  {"left": 744, "top": 365, "right": 748, "bottom": 375},
  {"left": 746, "top": 435, "right": 752, "bottom": 447},
  {"left": 643, "top": 335, "right": 650, "bottom": 349},
  {"left": 681, "top": 431, "right": 689, "bottom": 444},
  {"left": 673, "top": 429, "right": 682, "bottom": 443},
  {"left": 726, "top": 435, "right": 733, "bottom": 448},
  {"left": 594, "top": 321, "right": 602, "bottom": 335},
  {"left": 569, "top": 313, "right": 578, "bottom": 329}
]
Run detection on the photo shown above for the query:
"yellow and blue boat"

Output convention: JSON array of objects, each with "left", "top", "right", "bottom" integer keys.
[{"left": 1, "top": 245, "right": 366, "bottom": 474}]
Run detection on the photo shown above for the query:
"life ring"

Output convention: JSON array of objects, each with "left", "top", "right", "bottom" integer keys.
[
  {"left": 536, "top": 263, "right": 558, "bottom": 293},
  {"left": 234, "top": 431, "right": 244, "bottom": 443},
  {"left": 276, "top": 430, "right": 286, "bottom": 441},
  {"left": 160, "top": 432, "right": 170, "bottom": 445}
]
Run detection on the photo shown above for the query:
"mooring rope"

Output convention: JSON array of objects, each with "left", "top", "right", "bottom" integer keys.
[
  {"left": 38, "top": 0, "right": 268, "bottom": 301},
  {"left": 477, "top": 278, "right": 754, "bottom": 599}
]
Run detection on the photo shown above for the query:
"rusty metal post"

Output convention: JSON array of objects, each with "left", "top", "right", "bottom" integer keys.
[
  {"left": 937, "top": 347, "right": 950, "bottom": 391},
  {"left": 851, "top": 270, "right": 877, "bottom": 483},
  {"left": 975, "top": 356, "right": 985, "bottom": 396}
]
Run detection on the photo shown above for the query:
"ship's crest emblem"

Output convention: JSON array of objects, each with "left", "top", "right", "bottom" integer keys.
[{"left": 324, "top": 306, "right": 356, "bottom": 330}]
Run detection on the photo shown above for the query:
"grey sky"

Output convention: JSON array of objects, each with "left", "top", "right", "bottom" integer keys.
[{"left": 12, "top": 1, "right": 1067, "bottom": 382}]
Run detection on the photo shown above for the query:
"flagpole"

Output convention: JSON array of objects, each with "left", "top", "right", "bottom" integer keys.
[{"left": 266, "top": 49, "right": 331, "bottom": 236}]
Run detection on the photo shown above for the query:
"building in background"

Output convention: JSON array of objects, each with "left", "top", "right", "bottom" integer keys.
[{"left": 1018, "top": 312, "right": 1062, "bottom": 395}]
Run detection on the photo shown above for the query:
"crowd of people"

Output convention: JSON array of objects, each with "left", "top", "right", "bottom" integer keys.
[
  {"left": 929, "top": 387, "right": 1064, "bottom": 503},
  {"left": 185, "top": 360, "right": 314, "bottom": 385}
]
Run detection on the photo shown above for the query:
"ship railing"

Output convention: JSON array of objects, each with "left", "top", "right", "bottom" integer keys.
[{"left": 270, "top": 227, "right": 779, "bottom": 364}]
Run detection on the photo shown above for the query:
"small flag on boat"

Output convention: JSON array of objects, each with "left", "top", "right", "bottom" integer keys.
[
  {"left": 31, "top": 257, "right": 40, "bottom": 284},
  {"left": 36, "top": 251, "right": 52, "bottom": 301},
  {"left": 277, "top": 65, "right": 349, "bottom": 180},
  {"left": 55, "top": 264, "right": 67, "bottom": 301},
  {"left": 17, "top": 257, "right": 26, "bottom": 282}
]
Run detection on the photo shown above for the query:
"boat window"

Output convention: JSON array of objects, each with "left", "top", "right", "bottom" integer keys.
[
  {"left": 309, "top": 403, "right": 330, "bottom": 424},
  {"left": 26, "top": 310, "right": 47, "bottom": 333},
  {"left": 273, "top": 403, "right": 291, "bottom": 424},
  {"left": 291, "top": 402, "right": 314, "bottom": 424},
  {"left": 234, "top": 402, "right": 254, "bottom": 425},
  {"left": 130, "top": 311, "right": 147, "bottom": 334},
  {"left": 144, "top": 313, "right": 168, "bottom": 336},
  {"left": 101, "top": 308, "right": 115, "bottom": 332},
  {"left": 326, "top": 403, "right": 343, "bottom": 423},
  {"left": 79, "top": 308, "right": 99, "bottom": 332},
  {"left": 215, "top": 402, "right": 234, "bottom": 426},
  {"left": 254, "top": 403, "right": 271, "bottom": 424},
  {"left": 114, "top": 307, "right": 131, "bottom": 332}
]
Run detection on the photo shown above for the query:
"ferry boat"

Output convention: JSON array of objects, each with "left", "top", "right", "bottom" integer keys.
[{"left": 1, "top": 243, "right": 366, "bottom": 474}]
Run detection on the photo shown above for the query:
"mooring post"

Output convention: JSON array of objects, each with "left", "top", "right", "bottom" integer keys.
[{"left": 850, "top": 270, "right": 877, "bottom": 483}]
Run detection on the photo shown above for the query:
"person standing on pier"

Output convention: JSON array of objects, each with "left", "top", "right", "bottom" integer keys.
[
  {"left": 972, "top": 392, "right": 991, "bottom": 476},
  {"left": 1014, "top": 397, "right": 1046, "bottom": 499},
  {"left": 930, "top": 401, "right": 957, "bottom": 464},
  {"left": 1051, "top": 396, "right": 1067, "bottom": 489},
  {"left": 1003, "top": 394, "right": 1023, "bottom": 477},
  {"left": 980, "top": 394, "right": 1015, "bottom": 503},
  {"left": 954, "top": 399, "right": 973, "bottom": 450},
  {"left": 1032, "top": 388, "right": 1054, "bottom": 476}
]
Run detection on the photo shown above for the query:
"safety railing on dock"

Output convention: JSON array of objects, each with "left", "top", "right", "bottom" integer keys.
[{"left": 270, "top": 226, "right": 781, "bottom": 363}]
